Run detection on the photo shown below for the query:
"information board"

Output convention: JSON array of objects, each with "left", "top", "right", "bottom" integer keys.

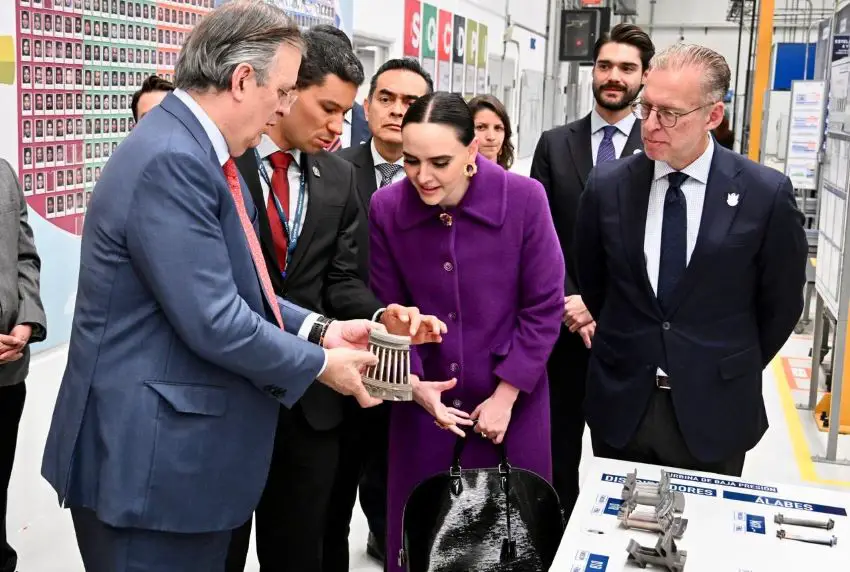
[
  {"left": 552, "top": 458, "right": 850, "bottom": 571},
  {"left": 816, "top": 58, "right": 850, "bottom": 317},
  {"left": 14, "top": 0, "right": 216, "bottom": 236},
  {"left": 784, "top": 80, "right": 825, "bottom": 190},
  {"left": 15, "top": 0, "right": 338, "bottom": 237}
]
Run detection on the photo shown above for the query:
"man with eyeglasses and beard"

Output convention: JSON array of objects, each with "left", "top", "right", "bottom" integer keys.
[{"left": 529, "top": 23, "right": 654, "bottom": 521}]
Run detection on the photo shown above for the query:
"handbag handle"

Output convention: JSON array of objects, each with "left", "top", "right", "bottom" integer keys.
[{"left": 450, "top": 435, "right": 510, "bottom": 475}]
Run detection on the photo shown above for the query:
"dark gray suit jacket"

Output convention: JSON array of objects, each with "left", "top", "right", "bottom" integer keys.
[{"left": 0, "top": 159, "right": 47, "bottom": 387}]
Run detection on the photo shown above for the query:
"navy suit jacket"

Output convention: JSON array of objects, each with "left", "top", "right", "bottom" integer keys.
[
  {"left": 349, "top": 102, "right": 370, "bottom": 148},
  {"left": 41, "top": 93, "right": 327, "bottom": 533},
  {"left": 575, "top": 144, "right": 807, "bottom": 462}
]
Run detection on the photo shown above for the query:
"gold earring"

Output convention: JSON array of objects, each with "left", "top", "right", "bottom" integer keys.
[{"left": 464, "top": 162, "right": 478, "bottom": 178}]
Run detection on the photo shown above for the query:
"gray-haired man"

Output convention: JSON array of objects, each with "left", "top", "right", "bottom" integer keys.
[
  {"left": 0, "top": 159, "right": 46, "bottom": 572},
  {"left": 40, "top": 2, "right": 383, "bottom": 570}
]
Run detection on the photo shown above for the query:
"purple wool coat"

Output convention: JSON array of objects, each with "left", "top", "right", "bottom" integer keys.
[{"left": 369, "top": 155, "right": 565, "bottom": 570}]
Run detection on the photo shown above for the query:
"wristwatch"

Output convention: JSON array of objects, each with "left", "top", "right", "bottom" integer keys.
[{"left": 308, "top": 315, "right": 335, "bottom": 347}]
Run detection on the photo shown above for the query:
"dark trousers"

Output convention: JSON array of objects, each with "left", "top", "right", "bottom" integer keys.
[
  {"left": 591, "top": 387, "right": 746, "bottom": 477},
  {"left": 547, "top": 329, "right": 588, "bottom": 520},
  {"left": 71, "top": 507, "right": 231, "bottom": 572},
  {"left": 226, "top": 406, "right": 340, "bottom": 572},
  {"left": 323, "top": 400, "right": 389, "bottom": 572},
  {"left": 0, "top": 383, "right": 25, "bottom": 572}
]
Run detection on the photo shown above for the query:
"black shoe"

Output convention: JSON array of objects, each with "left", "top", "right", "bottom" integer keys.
[{"left": 366, "top": 531, "right": 386, "bottom": 564}]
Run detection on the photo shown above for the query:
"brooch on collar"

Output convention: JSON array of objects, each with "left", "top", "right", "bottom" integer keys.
[{"left": 439, "top": 212, "right": 453, "bottom": 227}]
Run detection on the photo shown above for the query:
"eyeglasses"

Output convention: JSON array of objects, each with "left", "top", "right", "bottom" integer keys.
[
  {"left": 631, "top": 101, "right": 715, "bottom": 128},
  {"left": 279, "top": 89, "right": 298, "bottom": 108}
]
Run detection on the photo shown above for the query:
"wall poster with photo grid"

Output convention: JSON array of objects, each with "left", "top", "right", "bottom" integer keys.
[{"left": 15, "top": 0, "right": 215, "bottom": 236}]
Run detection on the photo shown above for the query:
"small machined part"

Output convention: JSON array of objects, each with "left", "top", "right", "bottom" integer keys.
[
  {"left": 622, "top": 469, "right": 686, "bottom": 514},
  {"left": 626, "top": 529, "right": 688, "bottom": 572},
  {"left": 774, "top": 513, "right": 835, "bottom": 530},
  {"left": 362, "top": 331, "right": 412, "bottom": 401},
  {"left": 618, "top": 501, "right": 688, "bottom": 539},
  {"left": 776, "top": 529, "right": 838, "bottom": 547}
]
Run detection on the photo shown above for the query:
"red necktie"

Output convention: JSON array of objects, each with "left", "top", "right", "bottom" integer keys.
[
  {"left": 267, "top": 151, "right": 292, "bottom": 273},
  {"left": 222, "top": 158, "right": 284, "bottom": 329}
]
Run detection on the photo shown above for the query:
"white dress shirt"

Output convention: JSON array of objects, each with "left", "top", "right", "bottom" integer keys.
[
  {"left": 371, "top": 139, "right": 406, "bottom": 188},
  {"left": 172, "top": 91, "right": 322, "bottom": 360},
  {"left": 341, "top": 108, "right": 352, "bottom": 149},
  {"left": 644, "top": 135, "right": 715, "bottom": 376},
  {"left": 590, "top": 108, "right": 637, "bottom": 165}
]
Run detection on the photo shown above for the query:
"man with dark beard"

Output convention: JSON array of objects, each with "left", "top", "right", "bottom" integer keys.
[{"left": 530, "top": 23, "right": 654, "bottom": 520}]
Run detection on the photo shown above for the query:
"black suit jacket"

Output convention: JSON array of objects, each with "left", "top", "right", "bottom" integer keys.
[
  {"left": 336, "top": 140, "right": 378, "bottom": 278},
  {"left": 530, "top": 114, "right": 642, "bottom": 295},
  {"left": 574, "top": 145, "right": 807, "bottom": 462},
  {"left": 235, "top": 148, "right": 381, "bottom": 431}
]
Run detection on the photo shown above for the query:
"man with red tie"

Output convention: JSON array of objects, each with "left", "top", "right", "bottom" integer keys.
[
  {"left": 41, "top": 3, "right": 389, "bottom": 571},
  {"left": 225, "top": 26, "right": 443, "bottom": 572}
]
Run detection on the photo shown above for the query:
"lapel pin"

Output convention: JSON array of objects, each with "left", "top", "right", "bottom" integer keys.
[
  {"left": 312, "top": 165, "right": 321, "bottom": 178},
  {"left": 727, "top": 193, "right": 739, "bottom": 207},
  {"left": 633, "top": 149, "right": 643, "bottom": 154}
]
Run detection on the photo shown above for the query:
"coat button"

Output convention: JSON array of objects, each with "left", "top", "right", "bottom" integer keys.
[
  {"left": 450, "top": 362, "right": 459, "bottom": 373},
  {"left": 448, "top": 312, "right": 457, "bottom": 321},
  {"left": 662, "top": 322, "right": 671, "bottom": 330},
  {"left": 453, "top": 399, "right": 462, "bottom": 408},
  {"left": 443, "top": 262, "right": 454, "bottom": 272}
]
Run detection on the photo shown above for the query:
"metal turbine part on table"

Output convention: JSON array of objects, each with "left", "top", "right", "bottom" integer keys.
[
  {"left": 776, "top": 529, "right": 838, "bottom": 547},
  {"left": 626, "top": 529, "right": 688, "bottom": 572},
  {"left": 774, "top": 513, "right": 835, "bottom": 530},
  {"left": 618, "top": 501, "right": 688, "bottom": 539},
  {"left": 622, "top": 470, "right": 686, "bottom": 514},
  {"left": 362, "top": 330, "right": 413, "bottom": 401}
]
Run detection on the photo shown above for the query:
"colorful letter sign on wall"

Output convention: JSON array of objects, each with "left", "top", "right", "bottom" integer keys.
[
  {"left": 403, "top": 2, "right": 485, "bottom": 96},
  {"left": 403, "top": 0, "right": 421, "bottom": 58},
  {"left": 420, "top": 3, "right": 437, "bottom": 83},
  {"left": 464, "top": 20, "right": 477, "bottom": 95},
  {"left": 437, "top": 8, "right": 452, "bottom": 91},
  {"left": 477, "top": 23, "right": 487, "bottom": 95},
  {"left": 451, "top": 13, "right": 465, "bottom": 94}
]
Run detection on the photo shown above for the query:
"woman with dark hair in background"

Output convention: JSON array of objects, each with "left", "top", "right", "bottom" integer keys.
[
  {"left": 369, "top": 91, "right": 564, "bottom": 569},
  {"left": 468, "top": 94, "right": 515, "bottom": 169}
]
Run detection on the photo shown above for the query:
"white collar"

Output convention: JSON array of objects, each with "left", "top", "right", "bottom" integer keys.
[
  {"left": 590, "top": 107, "right": 636, "bottom": 137},
  {"left": 370, "top": 139, "right": 403, "bottom": 168},
  {"left": 173, "top": 88, "right": 230, "bottom": 166},
  {"left": 653, "top": 135, "right": 715, "bottom": 184},
  {"left": 257, "top": 134, "right": 301, "bottom": 166}
]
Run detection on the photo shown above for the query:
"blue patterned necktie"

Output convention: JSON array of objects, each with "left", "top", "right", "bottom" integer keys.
[
  {"left": 596, "top": 125, "right": 619, "bottom": 164},
  {"left": 657, "top": 172, "right": 689, "bottom": 312},
  {"left": 376, "top": 163, "right": 403, "bottom": 188}
]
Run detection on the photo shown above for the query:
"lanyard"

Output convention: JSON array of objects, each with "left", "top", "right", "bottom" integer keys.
[{"left": 254, "top": 149, "right": 307, "bottom": 278}]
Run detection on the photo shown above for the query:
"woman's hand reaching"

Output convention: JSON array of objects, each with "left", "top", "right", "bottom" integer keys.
[{"left": 411, "top": 376, "right": 474, "bottom": 438}]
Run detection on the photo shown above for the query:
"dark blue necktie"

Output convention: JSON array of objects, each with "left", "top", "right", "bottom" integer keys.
[
  {"left": 657, "top": 172, "right": 689, "bottom": 312},
  {"left": 596, "top": 125, "right": 618, "bottom": 164}
]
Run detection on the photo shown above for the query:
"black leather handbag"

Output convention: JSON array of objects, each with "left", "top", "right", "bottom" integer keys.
[{"left": 400, "top": 437, "right": 564, "bottom": 572}]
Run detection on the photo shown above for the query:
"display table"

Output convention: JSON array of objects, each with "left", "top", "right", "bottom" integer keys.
[{"left": 551, "top": 458, "right": 850, "bottom": 571}]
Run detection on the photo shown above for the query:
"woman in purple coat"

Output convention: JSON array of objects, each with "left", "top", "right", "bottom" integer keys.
[{"left": 369, "top": 92, "right": 565, "bottom": 569}]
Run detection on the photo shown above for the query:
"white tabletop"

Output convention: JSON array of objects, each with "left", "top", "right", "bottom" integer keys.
[{"left": 551, "top": 457, "right": 850, "bottom": 571}]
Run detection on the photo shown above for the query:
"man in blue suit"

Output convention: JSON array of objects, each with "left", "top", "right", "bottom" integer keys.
[
  {"left": 41, "top": 3, "right": 384, "bottom": 570},
  {"left": 575, "top": 44, "right": 807, "bottom": 477}
]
